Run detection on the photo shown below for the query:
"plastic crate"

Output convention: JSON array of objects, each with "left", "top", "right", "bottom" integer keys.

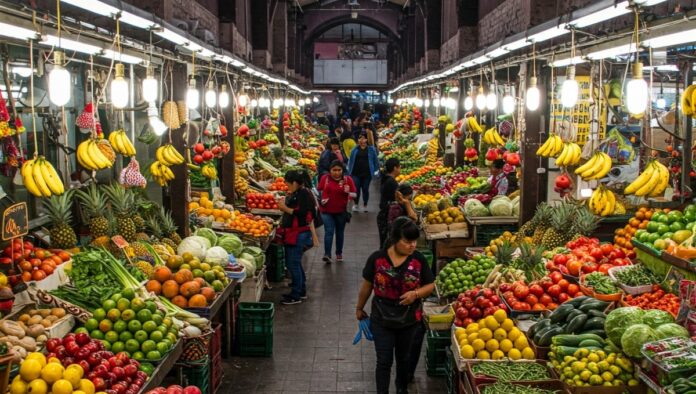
[
  {"left": 418, "top": 248, "right": 434, "bottom": 268},
  {"left": 445, "top": 346, "right": 456, "bottom": 394},
  {"left": 181, "top": 358, "right": 210, "bottom": 393},
  {"left": 237, "top": 302, "right": 274, "bottom": 335},
  {"left": 475, "top": 224, "right": 518, "bottom": 246},
  {"left": 210, "top": 350, "right": 223, "bottom": 393},
  {"left": 426, "top": 329, "right": 452, "bottom": 350},
  {"left": 209, "top": 323, "right": 222, "bottom": 357},
  {"left": 236, "top": 331, "right": 274, "bottom": 357},
  {"left": 426, "top": 330, "right": 450, "bottom": 377},
  {"left": 265, "top": 244, "right": 286, "bottom": 282}
]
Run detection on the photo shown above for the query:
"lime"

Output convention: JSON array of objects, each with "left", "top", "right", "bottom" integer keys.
[
  {"left": 149, "top": 331, "right": 164, "bottom": 343},
  {"left": 102, "top": 300, "right": 116, "bottom": 311},
  {"left": 139, "top": 363, "right": 155, "bottom": 375},
  {"left": 137, "top": 309, "right": 153, "bottom": 323},
  {"left": 657, "top": 214, "right": 671, "bottom": 224},
  {"left": 204, "top": 271, "right": 216, "bottom": 283},
  {"left": 192, "top": 269, "right": 204, "bottom": 278},
  {"left": 84, "top": 318, "right": 99, "bottom": 332},
  {"left": 657, "top": 224, "right": 670, "bottom": 235},
  {"left": 93, "top": 308, "right": 107, "bottom": 321},
  {"left": 99, "top": 319, "right": 113, "bottom": 333},
  {"left": 142, "top": 321, "right": 158, "bottom": 333},
  {"left": 116, "top": 298, "right": 131, "bottom": 312},
  {"left": 119, "top": 331, "right": 133, "bottom": 342},
  {"left": 134, "top": 330, "right": 149, "bottom": 343},
  {"left": 145, "top": 302, "right": 157, "bottom": 314},
  {"left": 145, "top": 350, "right": 161, "bottom": 360},
  {"left": 121, "top": 309, "right": 136, "bottom": 322},
  {"left": 111, "top": 341, "right": 125, "bottom": 354},
  {"left": 107, "top": 309, "right": 121, "bottom": 322},
  {"left": 663, "top": 232, "right": 674, "bottom": 240},
  {"left": 670, "top": 222, "right": 685, "bottom": 232},
  {"left": 131, "top": 298, "right": 145, "bottom": 312},
  {"left": 121, "top": 288, "right": 135, "bottom": 300},
  {"left": 141, "top": 340, "right": 157, "bottom": 354},
  {"left": 151, "top": 314, "right": 163, "bottom": 326},
  {"left": 654, "top": 239, "right": 667, "bottom": 250},
  {"left": 211, "top": 280, "right": 224, "bottom": 292},
  {"left": 127, "top": 320, "right": 142, "bottom": 333},
  {"left": 90, "top": 330, "right": 105, "bottom": 340},
  {"left": 74, "top": 327, "right": 89, "bottom": 334},
  {"left": 162, "top": 317, "right": 172, "bottom": 329},
  {"left": 160, "top": 339, "right": 172, "bottom": 350},
  {"left": 132, "top": 351, "right": 145, "bottom": 361},
  {"left": 668, "top": 211, "right": 684, "bottom": 223},
  {"left": 166, "top": 333, "right": 178, "bottom": 344},
  {"left": 110, "top": 293, "right": 123, "bottom": 303},
  {"left": 105, "top": 331, "right": 119, "bottom": 343},
  {"left": 648, "top": 233, "right": 661, "bottom": 244},
  {"left": 125, "top": 339, "right": 141, "bottom": 354},
  {"left": 101, "top": 340, "right": 111, "bottom": 351},
  {"left": 156, "top": 342, "right": 170, "bottom": 354},
  {"left": 113, "top": 321, "right": 128, "bottom": 333}
]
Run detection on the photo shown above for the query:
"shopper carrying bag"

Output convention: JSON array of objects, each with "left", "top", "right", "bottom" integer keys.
[
  {"left": 355, "top": 218, "right": 435, "bottom": 394},
  {"left": 317, "top": 160, "right": 356, "bottom": 264}
]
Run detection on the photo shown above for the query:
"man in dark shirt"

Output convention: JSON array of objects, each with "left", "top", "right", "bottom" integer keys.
[{"left": 377, "top": 158, "right": 401, "bottom": 248}]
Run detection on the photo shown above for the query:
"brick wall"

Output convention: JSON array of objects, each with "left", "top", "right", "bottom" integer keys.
[
  {"left": 478, "top": 0, "right": 530, "bottom": 47},
  {"left": 440, "top": 26, "right": 477, "bottom": 66},
  {"left": 127, "top": 0, "right": 219, "bottom": 46}
]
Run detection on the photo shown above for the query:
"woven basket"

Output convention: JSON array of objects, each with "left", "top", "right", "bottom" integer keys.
[{"left": 180, "top": 330, "right": 214, "bottom": 362}]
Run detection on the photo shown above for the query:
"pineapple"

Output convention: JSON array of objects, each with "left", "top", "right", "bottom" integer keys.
[
  {"left": 134, "top": 260, "right": 154, "bottom": 278},
  {"left": 103, "top": 184, "right": 137, "bottom": 242},
  {"left": 530, "top": 203, "right": 553, "bottom": 244},
  {"left": 571, "top": 206, "right": 600, "bottom": 239},
  {"left": 541, "top": 202, "right": 576, "bottom": 248},
  {"left": 145, "top": 213, "right": 163, "bottom": 240},
  {"left": 75, "top": 183, "right": 110, "bottom": 238},
  {"left": 131, "top": 242, "right": 151, "bottom": 258},
  {"left": 133, "top": 215, "right": 146, "bottom": 233},
  {"left": 44, "top": 191, "right": 78, "bottom": 249},
  {"left": 493, "top": 240, "right": 515, "bottom": 265},
  {"left": 136, "top": 232, "right": 150, "bottom": 241},
  {"left": 514, "top": 242, "right": 545, "bottom": 281},
  {"left": 159, "top": 207, "right": 182, "bottom": 245}
]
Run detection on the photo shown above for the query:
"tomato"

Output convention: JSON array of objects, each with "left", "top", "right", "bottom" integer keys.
[
  {"left": 32, "top": 270, "right": 46, "bottom": 281},
  {"left": 582, "top": 262, "right": 598, "bottom": 273},
  {"left": 532, "top": 303, "right": 546, "bottom": 311},
  {"left": 21, "top": 271, "right": 31, "bottom": 282},
  {"left": 553, "top": 254, "right": 568, "bottom": 266},
  {"left": 524, "top": 294, "right": 539, "bottom": 305},
  {"left": 549, "top": 272, "right": 563, "bottom": 284},
  {"left": 546, "top": 302, "right": 558, "bottom": 310},
  {"left": 613, "top": 258, "right": 630, "bottom": 266},
  {"left": 513, "top": 284, "right": 529, "bottom": 299},
  {"left": 40, "top": 263, "right": 55, "bottom": 275},
  {"left": 600, "top": 243, "right": 615, "bottom": 256},
  {"left": 547, "top": 285, "right": 562, "bottom": 297},
  {"left": 539, "top": 278, "right": 553, "bottom": 291},
  {"left": 598, "top": 263, "right": 613, "bottom": 274},
  {"left": 529, "top": 284, "right": 544, "bottom": 297},
  {"left": 557, "top": 279, "right": 570, "bottom": 291},
  {"left": 557, "top": 292, "right": 570, "bottom": 303},
  {"left": 516, "top": 303, "right": 531, "bottom": 311},
  {"left": 589, "top": 247, "right": 604, "bottom": 260},
  {"left": 539, "top": 294, "right": 553, "bottom": 306},
  {"left": 567, "top": 284, "right": 579, "bottom": 295},
  {"left": 567, "top": 260, "right": 583, "bottom": 276}
]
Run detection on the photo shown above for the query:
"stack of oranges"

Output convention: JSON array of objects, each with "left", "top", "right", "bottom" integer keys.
[
  {"left": 268, "top": 177, "right": 288, "bottom": 192},
  {"left": 229, "top": 212, "right": 273, "bottom": 237},
  {"left": 614, "top": 207, "right": 654, "bottom": 250}
]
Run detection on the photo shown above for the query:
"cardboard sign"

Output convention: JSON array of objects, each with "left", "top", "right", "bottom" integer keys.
[
  {"left": 2, "top": 202, "right": 28, "bottom": 240},
  {"left": 111, "top": 235, "right": 129, "bottom": 249}
]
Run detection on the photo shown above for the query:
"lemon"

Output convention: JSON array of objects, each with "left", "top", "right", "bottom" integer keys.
[
  {"left": 601, "top": 372, "right": 614, "bottom": 382},
  {"left": 493, "top": 309, "right": 507, "bottom": 323},
  {"left": 478, "top": 319, "right": 487, "bottom": 330},
  {"left": 466, "top": 323, "right": 480, "bottom": 334},
  {"left": 52, "top": 379, "right": 74, "bottom": 394},
  {"left": 493, "top": 328, "right": 507, "bottom": 341},
  {"left": 476, "top": 350, "right": 491, "bottom": 360},
  {"left": 485, "top": 316, "right": 499, "bottom": 330},
  {"left": 485, "top": 339, "right": 499, "bottom": 352},
  {"left": 587, "top": 353, "right": 600, "bottom": 363},
  {"left": 27, "top": 380, "right": 48, "bottom": 394},
  {"left": 461, "top": 345, "right": 475, "bottom": 359},
  {"left": 472, "top": 339, "right": 486, "bottom": 352},
  {"left": 507, "top": 328, "right": 521, "bottom": 342},
  {"left": 514, "top": 335, "right": 529, "bottom": 350},
  {"left": 609, "top": 366, "right": 621, "bottom": 376},
  {"left": 74, "top": 391, "right": 87, "bottom": 394},
  {"left": 458, "top": 338, "right": 468, "bottom": 348},
  {"left": 491, "top": 350, "right": 505, "bottom": 360},
  {"left": 64, "top": 365, "right": 84, "bottom": 387},
  {"left": 500, "top": 318, "right": 514, "bottom": 331},
  {"left": 499, "top": 339, "right": 513, "bottom": 353},
  {"left": 19, "top": 359, "right": 42, "bottom": 381},
  {"left": 478, "top": 328, "right": 493, "bottom": 341},
  {"left": 48, "top": 357, "right": 62, "bottom": 364},
  {"left": 25, "top": 352, "right": 47, "bottom": 368},
  {"left": 455, "top": 330, "right": 467, "bottom": 342},
  {"left": 522, "top": 347, "right": 535, "bottom": 360},
  {"left": 9, "top": 379, "right": 27, "bottom": 394},
  {"left": 580, "top": 370, "right": 592, "bottom": 381},
  {"left": 79, "top": 379, "right": 96, "bottom": 394},
  {"left": 40, "top": 362, "right": 65, "bottom": 384},
  {"left": 467, "top": 333, "right": 479, "bottom": 342},
  {"left": 628, "top": 379, "right": 639, "bottom": 386}
]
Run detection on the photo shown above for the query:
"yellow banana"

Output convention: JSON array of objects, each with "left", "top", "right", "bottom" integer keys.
[
  {"left": 162, "top": 165, "right": 175, "bottom": 180},
  {"left": 625, "top": 162, "right": 656, "bottom": 195},
  {"left": 77, "top": 140, "right": 99, "bottom": 170},
  {"left": 635, "top": 164, "right": 662, "bottom": 196},
  {"left": 163, "top": 146, "right": 182, "bottom": 165},
  {"left": 588, "top": 188, "right": 600, "bottom": 214},
  {"left": 567, "top": 143, "right": 581, "bottom": 166},
  {"left": 681, "top": 84, "right": 696, "bottom": 116},
  {"left": 649, "top": 162, "right": 670, "bottom": 197},
  {"left": 156, "top": 146, "right": 172, "bottom": 166},
  {"left": 89, "top": 141, "right": 111, "bottom": 169},
  {"left": 110, "top": 132, "right": 125, "bottom": 155},
  {"left": 122, "top": 133, "right": 136, "bottom": 156},
  {"left": 32, "top": 158, "right": 52, "bottom": 197},
  {"left": 536, "top": 137, "right": 552, "bottom": 156},
  {"left": 166, "top": 145, "right": 185, "bottom": 163},
  {"left": 601, "top": 188, "right": 615, "bottom": 217},
  {"left": 589, "top": 153, "right": 613, "bottom": 180},
  {"left": 150, "top": 161, "right": 162, "bottom": 177},
  {"left": 22, "top": 159, "right": 42, "bottom": 197},
  {"left": 575, "top": 153, "right": 599, "bottom": 175},
  {"left": 39, "top": 158, "right": 64, "bottom": 195},
  {"left": 468, "top": 116, "right": 483, "bottom": 133}
]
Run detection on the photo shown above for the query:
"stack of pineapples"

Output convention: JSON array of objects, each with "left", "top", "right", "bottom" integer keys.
[{"left": 517, "top": 201, "right": 600, "bottom": 249}]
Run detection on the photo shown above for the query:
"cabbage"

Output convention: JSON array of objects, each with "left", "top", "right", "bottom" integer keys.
[
  {"left": 621, "top": 323, "right": 658, "bottom": 358},
  {"left": 464, "top": 199, "right": 490, "bottom": 217},
  {"left": 216, "top": 234, "right": 244, "bottom": 256},
  {"left": 655, "top": 323, "right": 688, "bottom": 339},
  {"left": 512, "top": 200, "right": 520, "bottom": 217},
  {"left": 489, "top": 197, "right": 512, "bottom": 216},
  {"left": 511, "top": 196, "right": 520, "bottom": 206},
  {"left": 177, "top": 236, "right": 210, "bottom": 259},
  {"left": 204, "top": 246, "right": 229, "bottom": 265},
  {"left": 240, "top": 252, "right": 257, "bottom": 268},
  {"left": 642, "top": 309, "right": 675, "bottom": 328},
  {"left": 195, "top": 228, "right": 218, "bottom": 246},
  {"left": 237, "top": 258, "right": 256, "bottom": 277},
  {"left": 605, "top": 306, "right": 645, "bottom": 346},
  {"left": 243, "top": 246, "right": 266, "bottom": 269}
]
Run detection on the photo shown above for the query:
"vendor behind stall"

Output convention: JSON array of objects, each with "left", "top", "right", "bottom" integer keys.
[{"left": 488, "top": 159, "right": 509, "bottom": 196}]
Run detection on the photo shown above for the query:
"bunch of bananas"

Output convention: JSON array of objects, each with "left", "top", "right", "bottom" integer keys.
[
  {"left": 681, "top": 84, "right": 696, "bottom": 116},
  {"left": 624, "top": 160, "right": 669, "bottom": 197},
  {"left": 426, "top": 138, "right": 438, "bottom": 164},
  {"left": 108, "top": 130, "right": 136, "bottom": 156},
  {"left": 150, "top": 161, "right": 175, "bottom": 186},
  {"left": 536, "top": 134, "right": 564, "bottom": 157},
  {"left": 201, "top": 163, "right": 218, "bottom": 180},
  {"left": 588, "top": 186, "right": 618, "bottom": 217},
  {"left": 466, "top": 116, "right": 483, "bottom": 133},
  {"left": 575, "top": 152, "right": 612, "bottom": 180},
  {"left": 77, "top": 139, "right": 113, "bottom": 171},
  {"left": 155, "top": 144, "right": 185, "bottom": 166},
  {"left": 21, "top": 156, "right": 64, "bottom": 197},
  {"left": 554, "top": 142, "right": 582, "bottom": 167},
  {"left": 235, "top": 171, "right": 249, "bottom": 195},
  {"left": 482, "top": 128, "right": 505, "bottom": 146}
]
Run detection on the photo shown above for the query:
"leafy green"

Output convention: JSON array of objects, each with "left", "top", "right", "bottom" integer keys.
[
  {"left": 621, "top": 323, "right": 658, "bottom": 358},
  {"left": 605, "top": 306, "right": 645, "bottom": 346},
  {"left": 655, "top": 323, "right": 689, "bottom": 339},
  {"left": 642, "top": 309, "right": 675, "bottom": 328}
]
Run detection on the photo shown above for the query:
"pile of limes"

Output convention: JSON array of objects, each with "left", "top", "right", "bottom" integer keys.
[
  {"left": 454, "top": 309, "right": 535, "bottom": 360},
  {"left": 436, "top": 255, "right": 497, "bottom": 296}
]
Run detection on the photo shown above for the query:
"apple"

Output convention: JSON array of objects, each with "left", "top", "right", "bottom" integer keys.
[
  {"left": 455, "top": 307, "right": 468, "bottom": 320},
  {"left": 78, "top": 360, "right": 91, "bottom": 373},
  {"left": 202, "top": 150, "right": 214, "bottom": 161},
  {"left": 46, "top": 338, "right": 61, "bottom": 353},
  {"left": 194, "top": 143, "right": 205, "bottom": 154},
  {"left": 166, "top": 386, "right": 185, "bottom": 394},
  {"left": 112, "top": 366, "right": 126, "bottom": 380},
  {"left": 183, "top": 386, "right": 203, "bottom": 394},
  {"left": 75, "top": 332, "right": 90, "bottom": 346},
  {"left": 124, "top": 364, "right": 138, "bottom": 377},
  {"left": 193, "top": 154, "right": 204, "bottom": 164},
  {"left": 92, "top": 377, "right": 107, "bottom": 391},
  {"left": 469, "top": 307, "right": 482, "bottom": 319}
]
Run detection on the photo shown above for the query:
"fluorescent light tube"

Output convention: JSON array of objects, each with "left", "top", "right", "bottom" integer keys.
[
  {"left": 503, "top": 39, "right": 530, "bottom": 51},
  {"left": 155, "top": 28, "right": 189, "bottom": 46},
  {"left": 586, "top": 43, "right": 634, "bottom": 59},
  {"left": 550, "top": 56, "right": 586, "bottom": 67},
  {"left": 644, "top": 29, "right": 696, "bottom": 48},
  {"left": 61, "top": 0, "right": 118, "bottom": 17},
  {"left": 102, "top": 50, "right": 143, "bottom": 64},
  {"left": 0, "top": 23, "right": 38, "bottom": 40},
  {"left": 41, "top": 35, "right": 101, "bottom": 54},
  {"left": 528, "top": 26, "right": 567, "bottom": 43},
  {"left": 570, "top": 1, "right": 630, "bottom": 28},
  {"left": 486, "top": 47, "right": 509, "bottom": 59}
]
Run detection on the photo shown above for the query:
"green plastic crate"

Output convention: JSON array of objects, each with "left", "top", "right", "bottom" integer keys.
[
  {"left": 265, "top": 245, "right": 286, "bottom": 282},
  {"left": 445, "top": 347, "right": 456, "bottom": 394},
  {"left": 426, "top": 329, "right": 451, "bottom": 349},
  {"left": 181, "top": 358, "right": 210, "bottom": 393},
  {"left": 418, "top": 248, "right": 434, "bottom": 268},
  {"left": 237, "top": 331, "right": 273, "bottom": 357},
  {"left": 426, "top": 329, "right": 450, "bottom": 377},
  {"left": 236, "top": 302, "right": 274, "bottom": 357}
]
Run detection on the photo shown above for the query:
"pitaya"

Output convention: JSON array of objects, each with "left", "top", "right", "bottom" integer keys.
[
  {"left": 76, "top": 102, "right": 96, "bottom": 130},
  {"left": 119, "top": 158, "right": 147, "bottom": 188}
]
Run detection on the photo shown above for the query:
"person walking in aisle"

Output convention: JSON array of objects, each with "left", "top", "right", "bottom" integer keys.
[
  {"left": 355, "top": 218, "right": 435, "bottom": 394},
  {"left": 276, "top": 169, "right": 319, "bottom": 305},
  {"left": 317, "top": 160, "right": 356, "bottom": 264},
  {"left": 347, "top": 133, "right": 380, "bottom": 213},
  {"left": 317, "top": 138, "right": 346, "bottom": 178},
  {"left": 378, "top": 158, "right": 401, "bottom": 247}
]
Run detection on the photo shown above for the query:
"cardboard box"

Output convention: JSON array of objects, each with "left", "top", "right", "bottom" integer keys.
[
  {"left": 424, "top": 222, "right": 469, "bottom": 240},
  {"left": 435, "top": 237, "right": 474, "bottom": 258}
]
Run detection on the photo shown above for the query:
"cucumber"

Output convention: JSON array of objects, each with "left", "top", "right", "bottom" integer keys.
[
  {"left": 565, "top": 296, "right": 591, "bottom": 307},
  {"left": 549, "top": 304, "right": 575, "bottom": 324},
  {"left": 529, "top": 319, "right": 551, "bottom": 339},
  {"left": 578, "top": 339, "right": 603, "bottom": 348},
  {"left": 565, "top": 314, "right": 588, "bottom": 334},
  {"left": 564, "top": 309, "right": 585, "bottom": 323},
  {"left": 579, "top": 300, "right": 609, "bottom": 313},
  {"left": 553, "top": 345, "right": 580, "bottom": 358},
  {"left": 538, "top": 326, "right": 564, "bottom": 347},
  {"left": 583, "top": 329, "right": 607, "bottom": 338},
  {"left": 534, "top": 325, "right": 556, "bottom": 344},
  {"left": 552, "top": 333, "right": 604, "bottom": 346},
  {"left": 587, "top": 310, "right": 607, "bottom": 318},
  {"left": 582, "top": 317, "right": 606, "bottom": 331}
]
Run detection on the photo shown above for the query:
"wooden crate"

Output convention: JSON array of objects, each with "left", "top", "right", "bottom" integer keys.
[{"left": 435, "top": 237, "right": 474, "bottom": 258}]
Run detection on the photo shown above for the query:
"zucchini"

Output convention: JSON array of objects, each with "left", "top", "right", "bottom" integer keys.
[
  {"left": 552, "top": 333, "right": 604, "bottom": 346},
  {"left": 566, "top": 296, "right": 591, "bottom": 307},
  {"left": 579, "top": 300, "right": 609, "bottom": 313},
  {"left": 549, "top": 304, "right": 575, "bottom": 324},
  {"left": 582, "top": 317, "right": 606, "bottom": 331},
  {"left": 564, "top": 309, "right": 585, "bottom": 323},
  {"left": 553, "top": 345, "right": 580, "bottom": 358},
  {"left": 565, "top": 314, "right": 588, "bottom": 334},
  {"left": 538, "top": 326, "right": 564, "bottom": 347},
  {"left": 583, "top": 329, "right": 607, "bottom": 338},
  {"left": 528, "top": 319, "right": 551, "bottom": 339},
  {"left": 578, "top": 339, "right": 603, "bottom": 348},
  {"left": 534, "top": 325, "right": 556, "bottom": 344},
  {"left": 587, "top": 310, "right": 607, "bottom": 318}
]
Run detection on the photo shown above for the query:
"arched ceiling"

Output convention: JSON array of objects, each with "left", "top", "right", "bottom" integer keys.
[{"left": 297, "top": 0, "right": 409, "bottom": 6}]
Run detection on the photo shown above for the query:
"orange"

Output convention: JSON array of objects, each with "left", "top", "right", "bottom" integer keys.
[
  {"left": 174, "top": 269, "right": 194, "bottom": 285},
  {"left": 146, "top": 280, "right": 162, "bottom": 295},
  {"left": 162, "top": 280, "right": 180, "bottom": 299},
  {"left": 188, "top": 294, "right": 207, "bottom": 307}
]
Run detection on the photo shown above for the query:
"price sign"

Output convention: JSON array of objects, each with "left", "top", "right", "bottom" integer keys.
[
  {"left": 2, "top": 202, "right": 28, "bottom": 241},
  {"left": 111, "top": 235, "right": 130, "bottom": 249}
]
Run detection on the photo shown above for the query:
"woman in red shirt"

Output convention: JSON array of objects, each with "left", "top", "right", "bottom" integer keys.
[{"left": 317, "top": 160, "right": 356, "bottom": 264}]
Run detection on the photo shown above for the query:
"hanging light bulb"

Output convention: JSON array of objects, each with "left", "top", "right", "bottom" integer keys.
[
  {"left": 475, "top": 87, "right": 486, "bottom": 110},
  {"left": 299, "top": 98, "right": 305, "bottom": 107},
  {"left": 305, "top": 98, "right": 311, "bottom": 105},
  {"left": 502, "top": 87, "right": 515, "bottom": 115},
  {"left": 313, "top": 96, "right": 319, "bottom": 103},
  {"left": 186, "top": 76, "right": 199, "bottom": 109},
  {"left": 626, "top": 62, "right": 648, "bottom": 115},
  {"left": 463, "top": 95, "right": 474, "bottom": 111},
  {"left": 447, "top": 98, "right": 456, "bottom": 110},
  {"left": 237, "top": 90, "right": 249, "bottom": 107},
  {"left": 142, "top": 65, "right": 158, "bottom": 104},
  {"left": 273, "top": 98, "right": 282, "bottom": 108},
  {"left": 205, "top": 81, "right": 217, "bottom": 108},
  {"left": 147, "top": 104, "right": 167, "bottom": 136},
  {"left": 111, "top": 63, "right": 129, "bottom": 109},
  {"left": 486, "top": 84, "right": 498, "bottom": 111},
  {"left": 218, "top": 85, "right": 229, "bottom": 108},
  {"left": 656, "top": 96, "right": 666, "bottom": 109},
  {"left": 414, "top": 97, "right": 423, "bottom": 107},
  {"left": 250, "top": 99, "right": 258, "bottom": 108},
  {"left": 427, "top": 99, "right": 433, "bottom": 107},
  {"left": 49, "top": 51, "right": 71, "bottom": 106},
  {"left": 526, "top": 77, "right": 540, "bottom": 111},
  {"left": 561, "top": 65, "right": 579, "bottom": 108}
]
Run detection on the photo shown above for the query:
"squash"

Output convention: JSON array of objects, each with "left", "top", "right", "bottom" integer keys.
[
  {"left": 26, "top": 324, "right": 45, "bottom": 338},
  {"left": 0, "top": 320, "right": 25, "bottom": 338}
]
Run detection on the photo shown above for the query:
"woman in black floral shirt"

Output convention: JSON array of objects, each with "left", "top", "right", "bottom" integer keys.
[{"left": 355, "top": 217, "right": 435, "bottom": 394}]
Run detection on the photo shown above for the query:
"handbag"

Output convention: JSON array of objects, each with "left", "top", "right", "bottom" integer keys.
[{"left": 370, "top": 264, "right": 420, "bottom": 328}]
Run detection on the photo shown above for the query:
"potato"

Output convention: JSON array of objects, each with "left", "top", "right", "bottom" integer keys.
[
  {"left": 45, "top": 316, "right": 58, "bottom": 323},
  {"left": 40, "top": 320, "right": 52, "bottom": 328},
  {"left": 18, "top": 314, "right": 31, "bottom": 323},
  {"left": 0, "top": 321, "right": 25, "bottom": 338},
  {"left": 27, "top": 309, "right": 39, "bottom": 316},
  {"left": 27, "top": 316, "right": 42, "bottom": 326},
  {"left": 51, "top": 308, "right": 66, "bottom": 318},
  {"left": 36, "top": 335, "right": 47, "bottom": 343},
  {"left": 38, "top": 309, "right": 51, "bottom": 318},
  {"left": 27, "top": 325, "right": 45, "bottom": 338}
]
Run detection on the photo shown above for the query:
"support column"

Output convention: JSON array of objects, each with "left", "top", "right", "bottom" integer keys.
[
  {"left": 425, "top": 0, "right": 441, "bottom": 72},
  {"left": 681, "top": 63, "right": 694, "bottom": 200},
  {"left": 438, "top": 84, "right": 446, "bottom": 157},
  {"left": 251, "top": 0, "right": 270, "bottom": 68},
  {"left": 220, "top": 76, "right": 236, "bottom": 202},
  {"left": 167, "top": 63, "right": 190, "bottom": 237},
  {"left": 455, "top": 77, "right": 466, "bottom": 167},
  {"left": 271, "top": 0, "right": 287, "bottom": 75},
  {"left": 287, "top": 10, "right": 297, "bottom": 77}
]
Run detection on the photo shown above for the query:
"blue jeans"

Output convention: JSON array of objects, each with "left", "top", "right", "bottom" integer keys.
[
  {"left": 321, "top": 212, "right": 347, "bottom": 257},
  {"left": 370, "top": 320, "right": 418, "bottom": 394},
  {"left": 284, "top": 231, "right": 312, "bottom": 299},
  {"left": 352, "top": 175, "right": 372, "bottom": 205}
]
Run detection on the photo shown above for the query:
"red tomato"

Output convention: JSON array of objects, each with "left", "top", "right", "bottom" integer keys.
[
  {"left": 553, "top": 254, "right": 568, "bottom": 266},
  {"left": 598, "top": 264, "right": 613, "bottom": 274},
  {"left": 557, "top": 292, "right": 570, "bottom": 303},
  {"left": 557, "top": 279, "right": 570, "bottom": 291},
  {"left": 532, "top": 303, "right": 546, "bottom": 311},
  {"left": 529, "top": 284, "right": 544, "bottom": 297},
  {"left": 567, "top": 284, "right": 579, "bottom": 295},
  {"left": 547, "top": 285, "right": 562, "bottom": 297},
  {"left": 600, "top": 244, "right": 614, "bottom": 256},
  {"left": 590, "top": 248, "right": 604, "bottom": 260},
  {"left": 516, "top": 303, "right": 531, "bottom": 311},
  {"left": 549, "top": 272, "right": 563, "bottom": 284},
  {"left": 546, "top": 302, "right": 559, "bottom": 310},
  {"left": 539, "top": 294, "right": 552, "bottom": 306},
  {"left": 513, "top": 284, "right": 529, "bottom": 300},
  {"left": 582, "top": 262, "right": 598, "bottom": 273},
  {"left": 524, "top": 294, "right": 539, "bottom": 305},
  {"left": 567, "top": 260, "right": 583, "bottom": 276}
]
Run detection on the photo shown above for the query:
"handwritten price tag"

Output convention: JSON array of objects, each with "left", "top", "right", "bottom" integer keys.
[
  {"left": 2, "top": 203, "right": 28, "bottom": 241},
  {"left": 111, "top": 235, "right": 130, "bottom": 249}
]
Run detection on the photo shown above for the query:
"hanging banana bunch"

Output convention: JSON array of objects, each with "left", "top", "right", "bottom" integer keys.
[
  {"left": 155, "top": 144, "right": 186, "bottom": 166},
  {"left": 21, "top": 156, "right": 65, "bottom": 197},
  {"left": 575, "top": 152, "right": 612, "bottom": 181},
  {"left": 77, "top": 139, "right": 113, "bottom": 171},
  {"left": 108, "top": 129, "right": 136, "bottom": 157},
  {"left": 554, "top": 142, "right": 583, "bottom": 167},
  {"left": 536, "top": 133, "right": 564, "bottom": 158},
  {"left": 624, "top": 160, "right": 670, "bottom": 197},
  {"left": 466, "top": 115, "right": 483, "bottom": 133},
  {"left": 681, "top": 84, "right": 696, "bottom": 116},
  {"left": 588, "top": 185, "right": 618, "bottom": 217},
  {"left": 150, "top": 161, "right": 175, "bottom": 186},
  {"left": 201, "top": 163, "right": 218, "bottom": 180},
  {"left": 482, "top": 127, "right": 505, "bottom": 146}
]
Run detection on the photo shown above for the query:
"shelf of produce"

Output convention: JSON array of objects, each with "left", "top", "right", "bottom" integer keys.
[
  {"left": 139, "top": 339, "right": 184, "bottom": 393},
  {"left": 632, "top": 241, "right": 696, "bottom": 281},
  {"left": 250, "top": 208, "right": 283, "bottom": 216},
  {"left": 185, "top": 279, "right": 238, "bottom": 319},
  {"left": 465, "top": 216, "right": 519, "bottom": 225}
]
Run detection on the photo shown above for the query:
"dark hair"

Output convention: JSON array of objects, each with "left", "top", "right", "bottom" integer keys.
[
  {"left": 385, "top": 217, "right": 420, "bottom": 248},
  {"left": 492, "top": 159, "right": 505, "bottom": 170},
  {"left": 285, "top": 169, "right": 312, "bottom": 188},
  {"left": 397, "top": 183, "right": 413, "bottom": 197},
  {"left": 329, "top": 137, "right": 340, "bottom": 147},
  {"left": 329, "top": 160, "right": 345, "bottom": 171},
  {"left": 358, "top": 133, "right": 368, "bottom": 140},
  {"left": 385, "top": 158, "right": 401, "bottom": 173}
]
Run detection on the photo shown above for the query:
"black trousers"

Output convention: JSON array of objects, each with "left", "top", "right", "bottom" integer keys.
[
  {"left": 377, "top": 210, "right": 388, "bottom": 248},
  {"left": 407, "top": 320, "right": 427, "bottom": 379},
  {"left": 370, "top": 320, "right": 419, "bottom": 394}
]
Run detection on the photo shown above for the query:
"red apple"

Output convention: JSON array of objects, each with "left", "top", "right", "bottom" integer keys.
[
  {"left": 183, "top": 386, "right": 202, "bottom": 394},
  {"left": 194, "top": 143, "right": 205, "bottom": 154}
]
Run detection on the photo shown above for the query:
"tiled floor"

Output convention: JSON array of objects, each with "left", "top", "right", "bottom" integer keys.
[{"left": 222, "top": 184, "right": 448, "bottom": 393}]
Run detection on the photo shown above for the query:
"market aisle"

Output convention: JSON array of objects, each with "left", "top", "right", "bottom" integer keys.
[{"left": 222, "top": 184, "right": 448, "bottom": 394}]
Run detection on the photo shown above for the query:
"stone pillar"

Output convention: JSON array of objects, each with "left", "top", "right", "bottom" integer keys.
[
  {"left": 251, "top": 0, "right": 271, "bottom": 69},
  {"left": 425, "top": 0, "right": 441, "bottom": 71},
  {"left": 271, "top": 0, "right": 288, "bottom": 76},
  {"left": 287, "top": 10, "right": 297, "bottom": 77}
]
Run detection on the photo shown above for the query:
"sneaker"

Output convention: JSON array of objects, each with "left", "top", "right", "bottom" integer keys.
[
  {"left": 336, "top": 255, "right": 343, "bottom": 262},
  {"left": 281, "top": 295, "right": 302, "bottom": 305},
  {"left": 352, "top": 205, "right": 360, "bottom": 212},
  {"left": 300, "top": 294, "right": 308, "bottom": 300},
  {"left": 322, "top": 256, "right": 333, "bottom": 264},
  {"left": 363, "top": 205, "right": 369, "bottom": 212}
]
